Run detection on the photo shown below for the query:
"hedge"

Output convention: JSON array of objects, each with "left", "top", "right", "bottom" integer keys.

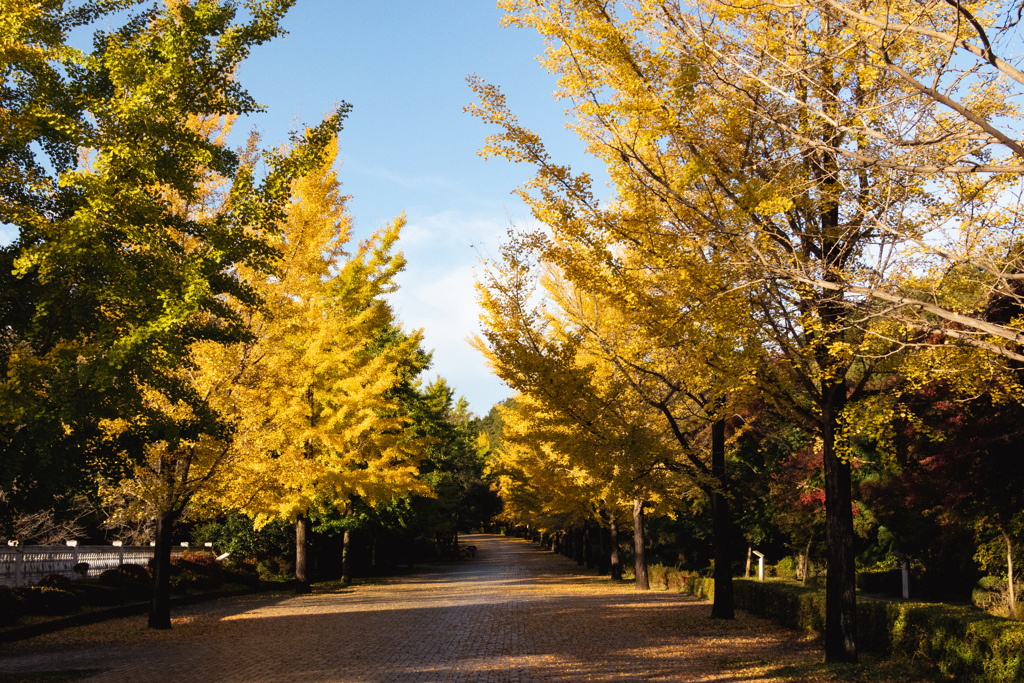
[
  {"left": 0, "top": 586, "right": 19, "bottom": 626},
  {"left": 651, "top": 566, "right": 715, "bottom": 600},
  {"left": 660, "top": 572, "right": 1024, "bottom": 682},
  {"left": 18, "top": 586, "right": 81, "bottom": 616}
]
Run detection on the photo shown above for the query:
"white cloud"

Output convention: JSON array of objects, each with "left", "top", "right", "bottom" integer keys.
[{"left": 386, "top": 209, "right": 520, "bottom": 415}]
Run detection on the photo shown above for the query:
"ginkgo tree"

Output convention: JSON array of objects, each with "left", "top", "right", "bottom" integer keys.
[
  {"left": 707, "top": 0, "right": 1024, "bottom": 362},
  {"left": 491, "top": 395, "right": 624, "bottom": 571},
  {"left": 539, "top": 244, "right": 768, "bottom": 614},
  {"left": 498, "top": 387, "right": 685, "bottom": 589},
  {"left": 104, "top": 133, "right": 430, "bottom": 627},
  {"left": 1, "top": 0, "right": 346, "bottom": 517},
  {"left": 468, "top": 0, "right": 965, "bottom": 658},
  {"left": 193, "top": 138, "right": 431, "bottom": 598},
  {"left": 475, "top": 247, "right": 717, "bottom": 592}
]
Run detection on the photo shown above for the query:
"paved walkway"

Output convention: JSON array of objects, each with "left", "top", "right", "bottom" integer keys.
[{"left": 0, "top": 534, "right": 818, "bottom": 682}]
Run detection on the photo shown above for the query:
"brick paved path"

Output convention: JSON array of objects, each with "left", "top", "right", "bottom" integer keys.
[{"left": 0, "top": 534, "right": 817, "bottom": 682}]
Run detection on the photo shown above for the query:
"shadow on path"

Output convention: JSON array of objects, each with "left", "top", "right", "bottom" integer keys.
[{"left": 0, "top": 534, "right": 823, "bottom": 682}]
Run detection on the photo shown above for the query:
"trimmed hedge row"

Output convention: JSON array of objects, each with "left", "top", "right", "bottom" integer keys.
[
  {"left": 650, "top": 565, "right": 715, "bottom": 600},
  {"left": 657, "top": 572, "right": 1024, "bottom": 683}
]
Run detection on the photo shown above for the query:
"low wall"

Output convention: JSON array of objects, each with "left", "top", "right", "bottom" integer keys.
[{"left": 0, "top": 545, "right": 156, "bottom": 586}]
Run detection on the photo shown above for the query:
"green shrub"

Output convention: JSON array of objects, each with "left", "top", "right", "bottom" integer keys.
[
  {"left": 75, "top": 581, "right": 127, "bottom": 606},
  {"left": 18, "top": 586, "right": 81, "bottom": 616},
  {"left": 971, "top": 576, "right": 1024, "bottom": 618},
  {"left": 0, "top": 585, "right": 21, "bottom": 626},
  {"left": 673, "top": 571, "right": 715, "bottom": 600},
  {"left": 169, "top": 573, "right": 191, "bottom": 592},
  {"left": 648, "top": 564, "right": 668, "bottom": 589},
  {"left": 973, "top": 578, "right": 1002, "bottom": 611},
  {"left": 774, "top": 556, "right": 798, "bottom": 580},
  {"left": 99, "top": 565, "right": 148, "bottom": 587},
  {"left": 256, "top": 556, "right": 294, "bottom": 580},
  {"left": 99, "top": 564, "right": 151, "bottom": 599},
  {"left": 857, "top": 568, "right": 903, "bottom": 597},
  {"left": 733, "top": 579, "right": 825, "bottom": 634},
  {"left": 727, "top": 578, "right": 1024, "bottom": 682},
  {"left": 170, "top": 551, "right": 223, "bottom": 590},
  {"left": 37, "top": 573, "right": 75, "bottom": 590},
  {"left": 666, "top": 568, "right": 686, "bottom": 591},
  {"left": 223, "top": 559, "right": 260, "bottom": 588},
  {"left": 116, "top": 563, "right": 151, "bottom": 584},
  {"left": 887, "top": 603, "right": 1024, "bottom": 682}
]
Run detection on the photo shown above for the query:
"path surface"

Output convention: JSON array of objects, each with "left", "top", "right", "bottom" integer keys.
[{"left": 0, "top": 535, "right": 820, "bottom": 682}]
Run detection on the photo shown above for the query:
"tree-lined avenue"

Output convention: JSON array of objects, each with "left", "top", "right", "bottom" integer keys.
[{"left": 0, "top": 535, "right": 821, "bottom": 682}]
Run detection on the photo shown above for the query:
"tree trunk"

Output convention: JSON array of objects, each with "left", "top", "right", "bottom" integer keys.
[
  {"left": 610, "top": 517, "right": 622, "bottom": 581},
  {"left": 585, "top": 521, "right": 595, "bottom": 569},
  {"left": 822, "top": 378, "right": 857, "bottom": 663},
  {"left": 575, "top": 527, "right": 585, "bottom": 566},
  {"left": 633, "top": 498, "right": 649, "bottom": 590},
  {"left": 295, "top": 514, "right": 312, "bottom": 594},
  {"left": 341, "top": 499, "right": 355, "bottom": 584},
  {"left": 297, "top": 386, "right": 315, "bottom": 595},
  {"left": 340, "top": 527, "right": 352, "bottom": 585},
  {"left": 148, "top": 509, "right": 177, "bottom": 629},
  {"left": 745, "top": 545, "right": 752, "bottom": 579},
  {"left": 599, "top": 522, "right": 610, "bottom": 574},
  {"left": 1005, "top": 532, "right": 1016, "bottom": 617},
  {"left": 803, "top": 534, "right": 814, "bottom": 587},
  {"left": 710, "top": 418, "right": 735, "bottom": 619}
]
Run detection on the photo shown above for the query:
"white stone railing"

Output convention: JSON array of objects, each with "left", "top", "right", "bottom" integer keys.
[{"left": 0, "top": 543, "right": 157, "bottom": 587}]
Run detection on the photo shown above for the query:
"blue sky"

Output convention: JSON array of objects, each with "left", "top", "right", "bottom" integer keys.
[
  {"left": 231, "top": 0, "right": 589, "bottom": 416},
  {"left": 0, "top": 1, "right": 608, "bottom": 416},
  {"left": 232, "top": 1, "right": 606, "bottom": 415}
]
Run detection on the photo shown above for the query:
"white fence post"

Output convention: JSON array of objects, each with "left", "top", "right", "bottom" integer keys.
[
  {"left": 753, "top": 550, "right": 765, "bottom": 581},
  {"left": 10, "top": 541, "right": 23, "bottom": 586},
  {"left": 893, "top": 550, "right": 910, "bottom": 600}
]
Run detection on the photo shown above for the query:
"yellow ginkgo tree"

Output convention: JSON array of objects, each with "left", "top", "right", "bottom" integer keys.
[
  {"left": 475, "top": 247, "right": 709, "bottom": 591},
  {"left": 194, "top": 137, "right": 430, "bottom": 595},
  {"left": 468, "top": 0, "right": 981, "bottom": 657},
  {"left": 107, "top": 135, "right": 429, "bottom": 627}
]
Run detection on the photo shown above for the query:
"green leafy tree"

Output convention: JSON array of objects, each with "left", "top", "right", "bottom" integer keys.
[
  {"left": 0, "top": 0, "right": 346, "bottom": 523},
  {"left": 413, "top": 378, "right": 501, "bottom": 554},
  {"left": 1, "top": 1, "right": 347, "bottom": 628}
]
